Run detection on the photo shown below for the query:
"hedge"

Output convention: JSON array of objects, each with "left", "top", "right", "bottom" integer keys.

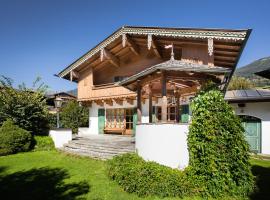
[
  {"left": 107, "top": 153, "right": 195, "bottom": 198},
  {"left": 33, "top": 136, "right": 55, "bottom": 151}
]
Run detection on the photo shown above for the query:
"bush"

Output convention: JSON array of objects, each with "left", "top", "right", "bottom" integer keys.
[
  {"left": 188, "top": 88, "right": 254, "bottom": 197},
  {"left": 0, "top": 76, "right": 49, "bottom": 135},
  {"left": 47, "top": 113, "right": 57, "bottom": 129},
  {"left": 107, "top": 153, "right": 195, "bottom": 198},
  {"left": 60, "top": 101, "right": 89, "bottom": 133},
  {"left": 33, "top": 136, "right": 55, "bottom": 151},
  {"left": 228, "top": 76, "right": 255, "bottom": 90},
  {"left": 0, "top": 119, "right": 32, "bottom": 156}
]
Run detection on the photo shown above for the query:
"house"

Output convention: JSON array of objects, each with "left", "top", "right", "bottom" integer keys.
[
  {"left": 45, "top": 91, "right": 77, "bottom": 114},
  {"left": 225, "top": 89, "right": 270, "bottom": 155},
  {"left": 57, "top": 26, "right": 251, "bottom": 168}
]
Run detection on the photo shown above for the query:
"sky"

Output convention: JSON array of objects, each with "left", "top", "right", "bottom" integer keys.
[{"left": 0, "top": 0, "right": 269, "bottom": 92}]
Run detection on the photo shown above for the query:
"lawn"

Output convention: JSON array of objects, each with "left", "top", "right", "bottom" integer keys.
[{"left": 0, "top": 151, "right": 269, "bottom": 200}]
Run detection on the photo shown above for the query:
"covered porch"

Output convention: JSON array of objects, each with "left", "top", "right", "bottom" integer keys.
[
  {"left": 119, "top": 58, "right": 231, "bottom": 125},
  {"left": 119, "top": 57, "right": 231, "bottom": 169}
]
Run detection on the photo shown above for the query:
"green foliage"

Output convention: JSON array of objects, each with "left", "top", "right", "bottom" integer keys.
[
  {"left": 107, "top": 153, "right": 195, "bottom": 198},
  {"left": 228, "top": 76, "right": 255, "bottom": 90},
  {"left": 0, "top": 119, "right": 32, "bottom": 156},
  {"left": 60, "top": 101, "right": 89, "bottom": 133},
  {"left": 47, "top": 113, "right": 57, "bottom": 129},
  {"left": 188, "top": 88, "right": 254, "bottom": 197},
  {"left": 0, "top": 76, "right": 49, "bottom": 135},
  {"left": 33, "top": 136, "right": 55, "bottom": 151}
]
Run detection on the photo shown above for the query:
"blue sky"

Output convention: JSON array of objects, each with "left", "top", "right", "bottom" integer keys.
[{"left": 0, "top": 0, "right": 269, "bottom": 91}]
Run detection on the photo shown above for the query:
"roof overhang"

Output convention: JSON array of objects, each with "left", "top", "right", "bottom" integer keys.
[{"left": 57, "top": 26, "right": 251, "bottom": 80}]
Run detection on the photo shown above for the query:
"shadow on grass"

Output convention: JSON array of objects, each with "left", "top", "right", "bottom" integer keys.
[
  {"left": 0, "top": 166, "right": 90, "bottom": 200},
  {"left": 250, "top": 165, "right": 270, "bottom": 200}
]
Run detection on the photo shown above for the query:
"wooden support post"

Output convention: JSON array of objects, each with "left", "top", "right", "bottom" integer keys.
[
  {"left": 137, "top": 81, "right": 142, "bottom": 123},
  {"left": 176, "top": 91, "right": 180, "bottom": 123},
  {"left": 161, "top": 72, "right": 167, "bottom": 122},
  {"left": 148, "top": 85, "right": 153, "bottom": 123}
]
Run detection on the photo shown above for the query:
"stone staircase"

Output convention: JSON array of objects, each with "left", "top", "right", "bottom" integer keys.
[{"left": 62, "top": 135, "right": 135, "bottom": 160}]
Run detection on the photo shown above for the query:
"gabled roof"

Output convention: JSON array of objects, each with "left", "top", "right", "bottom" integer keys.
[
  {"left": 57, "top": 26, "right": 251, "bottom": 79},
  {"left": 119, "top": 59, "right": 231, "bottom": 86},
  {"left": 225, "top": 89, "right": 270, "bottom": 102}
]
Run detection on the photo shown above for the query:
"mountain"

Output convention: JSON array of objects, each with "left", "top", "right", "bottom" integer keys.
[
  {"left": 235, "top": 56, "right": 270, "bottom": 87},
  {"left": 235, "top": 56, "right": 270, "bottom": 77}
]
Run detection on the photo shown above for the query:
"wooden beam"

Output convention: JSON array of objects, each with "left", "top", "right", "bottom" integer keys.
[
  {"left": 100, "top": 48, "right": 120, "bottom": 67},
  {"left": 126, "top": 35, "right": 140, "bottom": 56},
  {"left": 175, "top": 91, "right": 180, "bottom": 123},
  {"left": 179, "top": 85, "right": 199, "bottom": 94},
  {"left": 161, "top": 71, "right": 167, "bottom": 122},
  {"left": 148, "top": 84, "right": 153, "bottom": 123},
  {"left": 137, "top": 81, "right": 142, "bottom": 123},
  {"left": 215, "top": 56, "right": 236, "bottom": 62},
  {"left": 70, "top": 70, "right": 79, "bottom": 81},
  {"left": 214, "top": 44, "right": 241, "bottom": 51},
  {"left": 147, "top": 34, "right": 162, "bottom": 58}
]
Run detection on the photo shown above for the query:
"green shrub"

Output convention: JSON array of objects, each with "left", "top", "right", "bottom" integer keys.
[
  {"left": 0, "top": 76, "right": 49, "bottom": 135},
  {"left": 60, "top": 101, "right": 89, "bottom": 133},
  {"left": 33, "top": 136, "right": 55, "bottom": 151},
  {"left": 0, "top": 119, "right": 32, "bottom": 156},
  {"left": 107, "top": 153, "right": 195, "bottom": 198},
  {"left": 188, "top": 88, "right": 254, "bottom": 198},
  {"left": 47, "top": 113, "right": 57, "bottom": 129}
]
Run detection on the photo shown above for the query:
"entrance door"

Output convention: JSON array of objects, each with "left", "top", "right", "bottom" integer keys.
[{"left": 239, "top": 115, "right": 261, "bottom": 153}]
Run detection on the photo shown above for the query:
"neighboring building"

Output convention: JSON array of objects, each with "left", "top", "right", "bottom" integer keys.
[
  {"left": 46, "top": 92, "right": 77, "bottom": 113},
  {"left": 57, "top": 26, "right": 251, "bottom": 168},
  {"left": 225, "top": 89, "right": 270, "bottom": 155}
]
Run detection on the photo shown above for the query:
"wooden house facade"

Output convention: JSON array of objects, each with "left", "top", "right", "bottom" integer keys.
[{"left": 58, "top": 26, "right": 251, "bottom": 136}]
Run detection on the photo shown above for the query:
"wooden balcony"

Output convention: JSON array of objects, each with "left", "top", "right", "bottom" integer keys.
[{"left": 78, "top": 83, "right": 136, "bottom": 101}]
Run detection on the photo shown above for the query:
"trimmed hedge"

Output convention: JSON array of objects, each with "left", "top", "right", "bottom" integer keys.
[
  {"left": 33, "top": 136, "right": 55, "bottom": 151},
  {"left": 107, "top": 153, "right": 195, "bottom": 198},
  {"left": 0, "top": 119, "right": 32, "bottom": 156}
]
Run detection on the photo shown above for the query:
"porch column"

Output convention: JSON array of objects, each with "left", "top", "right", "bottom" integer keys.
[
  {"left": 148, "top": 85, "right": 153, "bottom": 123},
  {"left": 137, "top": 81, "right": 142, "bottom": 123},
  {"left": 161, "top": 71, "right": 167, "bottom": 122},
  {"left": 175, "top": 91, "right": 180, "bottom": 123}
]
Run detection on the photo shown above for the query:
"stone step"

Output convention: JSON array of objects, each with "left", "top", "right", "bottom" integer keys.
[
  {"left": 69, "top": 140, "right": 135, "bottom": 151},
  {"left": 62, "top": 135, "right": 135, "bottom": 160},
  {"left": 62, "top": 148, "right": 117, "bottom": 160},
  {"left": 64, "top": 143, "right": 134, "bottom": 154}
]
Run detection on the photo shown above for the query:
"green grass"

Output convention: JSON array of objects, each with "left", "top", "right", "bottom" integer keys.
[{"left": 0, "top": 151, "right": 269, "bottom": 200}]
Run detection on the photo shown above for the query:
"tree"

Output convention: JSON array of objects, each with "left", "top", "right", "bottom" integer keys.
[
  {"left": 188, "top": 88, "right": 254, "bottom": 198},
  {"left": 228, "top": 76, "right": 255, "bottom": 90},
  {"left": 0, "top": 75, "right": 49, "bottom": 135},
  {"left": 60, "top": 101, "right": 89, "bottom": 133}
]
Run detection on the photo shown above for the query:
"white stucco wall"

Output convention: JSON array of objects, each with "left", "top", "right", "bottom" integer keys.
[
  {"left": 49, "top": 129, "right": 72, "bottom": 148},
  {"left": 230, "top": 102, "right": 270, "bottom": 155},
  {"left": 136, "top": 123, "right": 189, "bottom": 169}
]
